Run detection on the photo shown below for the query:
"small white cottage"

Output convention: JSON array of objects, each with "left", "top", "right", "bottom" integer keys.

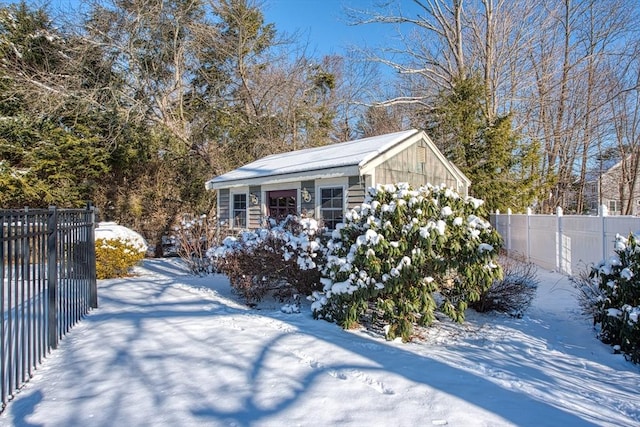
[{"left": 205, "top": 129, "right": 470, "bottom": 230}]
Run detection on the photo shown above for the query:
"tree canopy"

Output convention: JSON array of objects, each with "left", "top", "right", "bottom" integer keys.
[{"left": 2, "top": 0, "right": 640, "bottom": 247}]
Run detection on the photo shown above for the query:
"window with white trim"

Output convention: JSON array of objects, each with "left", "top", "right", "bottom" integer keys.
[
  {"left": 319, "top": 187, "right": 343, "bottom": 229},
  {"left": 608, "top": 200, "right": 620, "bottom": 214},
  {"left": 232, "top": 193, "right": 248, "bottom": 228}
]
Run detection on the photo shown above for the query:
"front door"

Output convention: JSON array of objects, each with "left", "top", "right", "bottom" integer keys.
[{"left": 267, "top": 190, "right": 297, "bottom": 221}]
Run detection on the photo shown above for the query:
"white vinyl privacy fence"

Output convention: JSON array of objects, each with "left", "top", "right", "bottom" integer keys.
[{"left": 491, "top": 208, "right": 640, "bottom": 276}]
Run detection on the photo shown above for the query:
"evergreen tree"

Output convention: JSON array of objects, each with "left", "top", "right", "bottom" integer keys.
[
  {"left": 425, "top": 75, "right": 541, "bottom": 213},
  {"left": 0, "top": 2, "right": 113, "bottom": 208}
]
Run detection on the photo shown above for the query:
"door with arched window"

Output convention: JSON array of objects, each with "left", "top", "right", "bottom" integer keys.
[{"left": 267, "top": 190, "right": 297, "bottom": 221}]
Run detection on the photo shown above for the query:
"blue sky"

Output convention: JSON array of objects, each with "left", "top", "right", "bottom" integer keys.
[{"left": 261, "top": 0, "right": 385, "bottom": 56}]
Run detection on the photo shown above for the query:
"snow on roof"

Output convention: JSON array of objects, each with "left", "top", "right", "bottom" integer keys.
[{"left": 206, "top": 129, "right": 420, "bottom": 189}]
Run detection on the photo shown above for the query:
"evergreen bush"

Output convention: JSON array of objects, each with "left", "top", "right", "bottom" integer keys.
[
  {"left": 589, "top": 233, "right": 640, "bottom": 363},
  {"left": 211, "top": 215, "right": 324, "bottom": 305},
  {"left": 95, "top": 237, "right": 146, "bottom": 279},
  {"left": 310, "top": 183, "right": 503, "bottom": 341}
]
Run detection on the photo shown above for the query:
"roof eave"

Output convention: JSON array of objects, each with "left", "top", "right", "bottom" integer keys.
[
  {"left": 205, "top": 165, "right": 361, "bottom": 190},
  {"left": 357, "top": 129, "right": 420, "bottom": 167}
]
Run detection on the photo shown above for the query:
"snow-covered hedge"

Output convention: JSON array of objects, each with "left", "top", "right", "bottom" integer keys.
[
  {"left": 310, "top": 183, "right": 503, "bottom": 341},
  {"left": 95, "top": 237, "right": 145, "bottom": 279},
  {"left": 590, "top": 233, "right": 640, "bottom": 363},
  {"left": 94, "top": 222, "right": 148, "bottom": 279},
  {"left": 95, "top": 222, "right": 148, "bottom": 253},
  {"left": 210, "top": 216, "right": 324, "bottom": 305}
]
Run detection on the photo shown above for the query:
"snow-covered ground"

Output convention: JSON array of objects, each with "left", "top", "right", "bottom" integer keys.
[{"left": 2, "top": 258, "right": 639, "bottom": 427}]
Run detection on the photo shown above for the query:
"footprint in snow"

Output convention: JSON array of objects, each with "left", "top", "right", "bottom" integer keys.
[{"left": 328, "top": 369, "right": 395, "bottom": 395}]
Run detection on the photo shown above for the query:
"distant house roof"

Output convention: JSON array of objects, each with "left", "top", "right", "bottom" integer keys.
[
  {"left": 205, "top": 129, "right": 469, "bottom": 190},
  {"left": 585, "top": 156, "right": 634, "bottom": 184}
]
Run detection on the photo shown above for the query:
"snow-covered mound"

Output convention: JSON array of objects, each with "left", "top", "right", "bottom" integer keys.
[{"left": 95, "top": 221, "right": 148, "bottom": 253}]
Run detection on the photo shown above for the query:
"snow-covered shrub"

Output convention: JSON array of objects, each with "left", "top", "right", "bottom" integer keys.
[
  {"left": 210, "top": 215, "right": 325, "bottom": 305},
  {"left": 471, "top": 253, "right": 538, "bottom": 317},
  {"left": 173, "top": 214, "right": 217, "bottom": 275},
  {"left": 589, "top": 233, "right": 640, "bottom": 363},
  {"left": 310, "top": 183, "right": 503, "bottom": 341},
  {"left": 95, "top": 237, "right": 146, "bottom": 279}
]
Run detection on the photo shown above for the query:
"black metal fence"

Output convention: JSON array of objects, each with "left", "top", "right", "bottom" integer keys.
[{"left": 1, "top": 205, "right": 97, "bottom": 411}]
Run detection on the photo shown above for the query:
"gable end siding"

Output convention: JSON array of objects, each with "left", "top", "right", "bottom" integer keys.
[
  {"left": 598, "top": 164, "right": 640, "bottom": 215},
  {"left": 374, "top": 140, "right": 459, "bottom": 189}
]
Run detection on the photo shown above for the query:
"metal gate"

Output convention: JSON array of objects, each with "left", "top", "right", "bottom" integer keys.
[{"left": 1, "top": 205, "right": 97, "bottom": 411}]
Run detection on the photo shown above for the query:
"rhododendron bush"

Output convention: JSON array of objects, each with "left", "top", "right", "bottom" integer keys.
[
  {"left": 310, "top": 183, "right": 503, "bottom": 341},
  {"left": 590, "top": 233, "right": 640, "bottom": 363}
]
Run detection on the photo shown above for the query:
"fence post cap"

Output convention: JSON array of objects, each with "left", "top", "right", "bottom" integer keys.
[
  {"left": 599, "top": 204, "right": 608, "bottom": 216},
  {"left": 527, "top": 207, "right": 532, "bottom": 215},
  {"left": 556, "top": 206, "right": 563, "bottom": 216}
]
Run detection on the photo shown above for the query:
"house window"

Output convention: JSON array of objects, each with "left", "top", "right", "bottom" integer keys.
[
  {"left": 232, "top": 194, "right": 247, "bottom": 228},
  {"left": 608, "top": 200, "right": 620, "bottom": 213},
  {"left": 320, "top": 187, "right": 344, "bottom": 229}
]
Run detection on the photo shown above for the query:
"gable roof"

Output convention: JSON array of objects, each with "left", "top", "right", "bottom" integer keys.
[
  {"left": 205, "top": 129, "right": 469, "bottom": 190},
  {"left": 585, "top": 155, "right": 635, "bottom": 184}
]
